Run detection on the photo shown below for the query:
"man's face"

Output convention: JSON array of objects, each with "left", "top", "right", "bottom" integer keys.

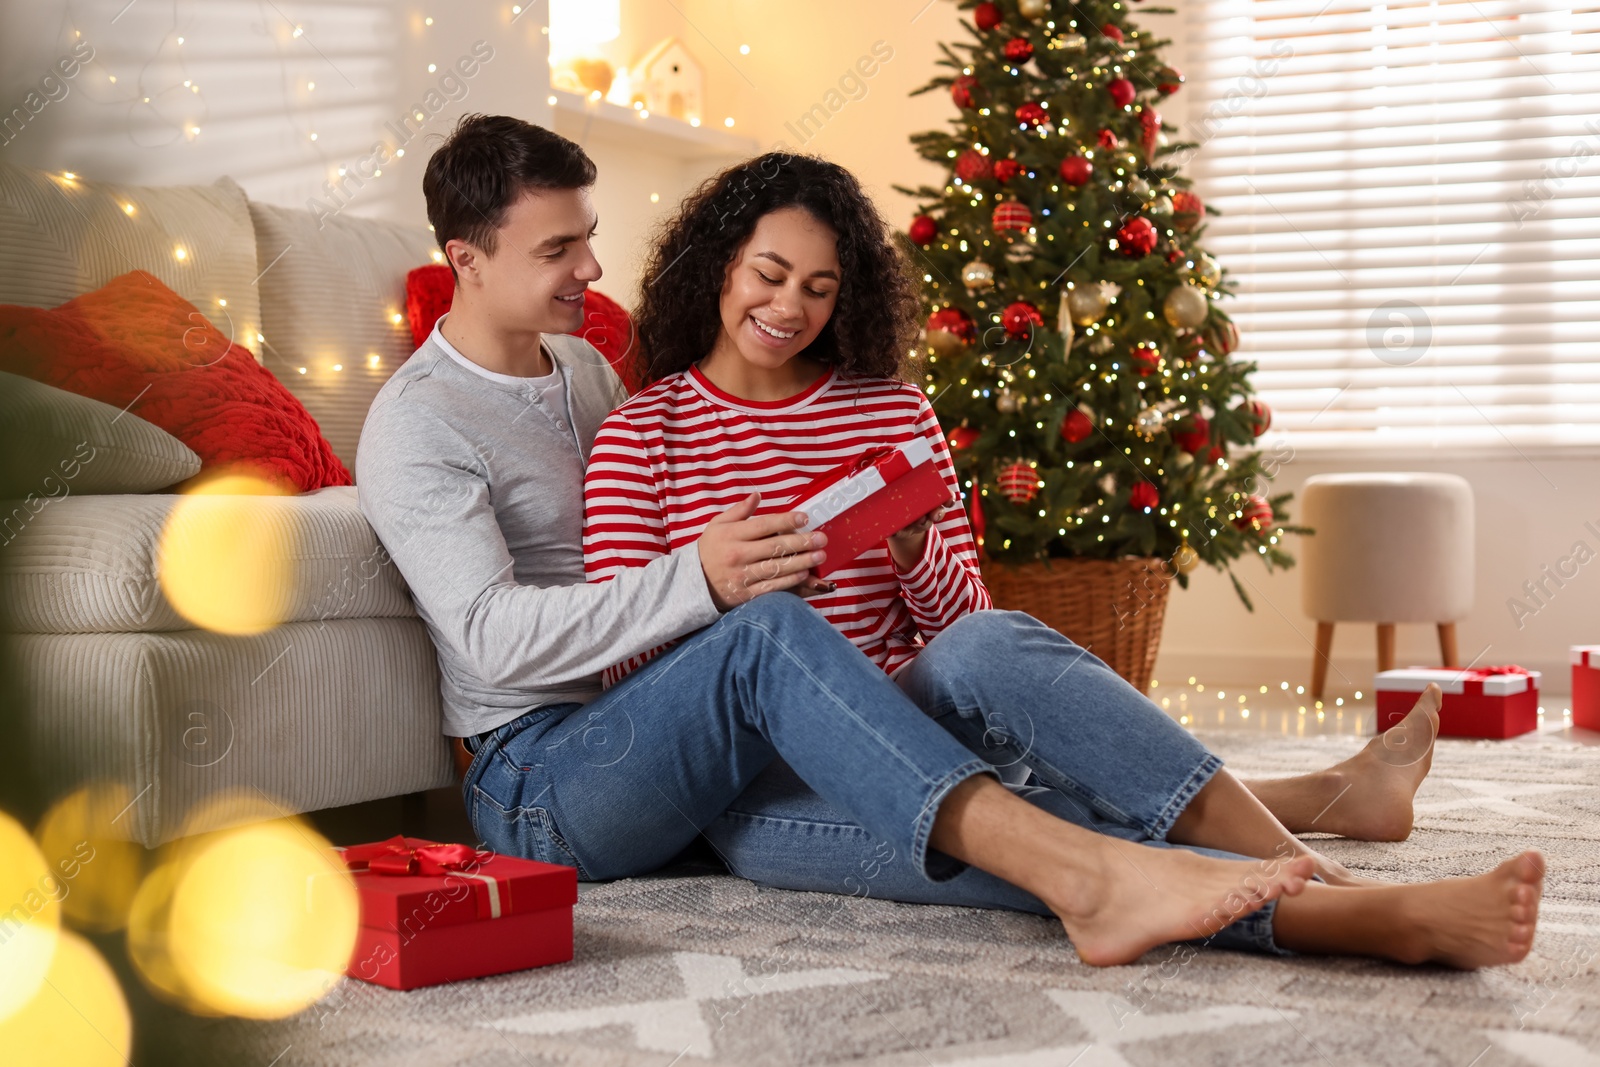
[{"left": 447, "top": 184, "right": 601, "bottom": 334}]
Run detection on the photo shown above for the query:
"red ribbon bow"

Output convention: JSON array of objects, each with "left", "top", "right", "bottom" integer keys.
[
  {"left": 1468, "top": 665, "right": 1529, "bottom": 678},
  {"left": 341, "top": 835, "right": 481, "bottom": 877}
]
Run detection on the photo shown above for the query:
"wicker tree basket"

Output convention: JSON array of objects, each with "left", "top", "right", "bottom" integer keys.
[{"left": 980, "top": 557, "right": 1172, "bottom": 695}]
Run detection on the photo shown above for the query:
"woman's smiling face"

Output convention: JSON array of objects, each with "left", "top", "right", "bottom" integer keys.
[{"left": 716, "top": 206, "right": 841, "bottom": 371}]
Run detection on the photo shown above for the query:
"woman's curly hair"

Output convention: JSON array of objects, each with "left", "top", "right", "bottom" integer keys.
[{"left": 632, "top": 153, "right": 922, "bottom": 387}]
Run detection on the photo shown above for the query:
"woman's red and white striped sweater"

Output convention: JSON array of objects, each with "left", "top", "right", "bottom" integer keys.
[{"left": 582, "top": 365, "right": 991, "bottom": 685}]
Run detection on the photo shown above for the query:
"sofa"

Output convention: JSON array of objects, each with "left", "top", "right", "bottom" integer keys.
[{"left": 0, "top": 162, "right": 456, "bottom": 847}]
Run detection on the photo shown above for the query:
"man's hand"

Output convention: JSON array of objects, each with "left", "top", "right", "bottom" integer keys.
[
  {"left": 698, "top": 492, "right": 829, "bottom": 611},
  {"left": 887, "top": 498, "right": 952, "bottom": 573}
]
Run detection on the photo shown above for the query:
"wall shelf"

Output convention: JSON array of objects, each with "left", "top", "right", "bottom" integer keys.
[{"left": 549, "top": 89, "right": 758, "bottom": 162}]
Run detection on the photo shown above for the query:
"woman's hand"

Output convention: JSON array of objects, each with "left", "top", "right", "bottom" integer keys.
[{"left": 887, "top": 499, "right": 952, "bottom": 572}]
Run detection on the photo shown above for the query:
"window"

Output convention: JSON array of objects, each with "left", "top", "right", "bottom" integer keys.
[{"left": 1181, "top": 0, "right": 1600, "bottom": 450}]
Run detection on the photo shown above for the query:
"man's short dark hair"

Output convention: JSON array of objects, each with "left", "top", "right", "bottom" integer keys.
[{"left": 423, "top": 114, "right": 596, "bottom": 273}]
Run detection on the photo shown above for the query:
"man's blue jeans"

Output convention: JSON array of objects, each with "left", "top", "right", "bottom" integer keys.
[{"left": 460, "top": 595, "right": 1280, "bottom": 954}]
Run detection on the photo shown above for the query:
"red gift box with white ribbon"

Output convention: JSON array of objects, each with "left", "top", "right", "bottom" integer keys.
[
  {"left": 782, "top": 438, "right": 949, "bottom": 578},
  {"left": 1573, "top": 646, "right": 1600, "bottom": 732},
  {"left": 1375, "top": 666, "right": 1541, "bottom": 739},
  {"left": 338, "top": 836, "right": 577, "bottom": 990}
]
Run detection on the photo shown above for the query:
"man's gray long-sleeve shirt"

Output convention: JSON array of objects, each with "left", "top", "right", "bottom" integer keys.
[{"left": 356, "top": 326, "right": 721, "bottom": 737}]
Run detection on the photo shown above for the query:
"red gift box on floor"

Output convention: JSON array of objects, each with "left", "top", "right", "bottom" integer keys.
[
  {"left": 782, "top": 438, "right": 949, "bottom": 578},
  {"left": 1573, "top": 646, "right": 1600, "bottom": 732},
  {"left": 339, "top": 836, "right": 577, "bottom": 990},
  {"left": 1375, "top": 666, "right": 1542, "bottom": 740}
]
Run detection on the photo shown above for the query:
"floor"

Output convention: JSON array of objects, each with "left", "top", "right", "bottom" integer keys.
[{"left": 308, "top": 678, "right": 1600, "bottom": 856}]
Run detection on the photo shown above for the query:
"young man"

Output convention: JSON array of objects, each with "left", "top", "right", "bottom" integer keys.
[{"left": 357, "top": 115, "right": 1540, "bottom": 968}]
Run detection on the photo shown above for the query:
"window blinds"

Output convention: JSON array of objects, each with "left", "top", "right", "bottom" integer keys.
[{"left": 1181, "top": 0, "right": 1600, "bottom": 451}]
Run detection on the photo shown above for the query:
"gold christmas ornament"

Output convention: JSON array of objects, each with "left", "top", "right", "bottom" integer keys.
[
  {"left": 1163, "top": 284, "right": 1209, "bottom": 329},
  {"left": 1150, "top": 195, "right": 1174, "bottom": 216},
  {"left": 1057, "top": 290, "right": 1076, "bottom": 355},
  {"left": 1172, "top": 450, "right": 1194, "bottom": 469},
  {"left": 1173, "top": 542, "right": 1200, "bottom": 575},
  {"left": 961, "top": 259, "right": 996, "bottom": 293},
  {"left": 1055, "top": 32, "right": 1087, "bottom": 51},
  {"left": 996, "top": 388, "right": 1020, "bottom": 413},
  {"left": 1066, "top": 285, "right": 1107, "bottom": 325},
  {"left": 1134, "top": 405, "right": 1166, "bottom": 437},
  {"left": 1128, "top": 176, "right": 1151, "bottom": 198},
  {"left": 925, "top": 326, "right": 964, "bottom": 358},
  {"left": 1194, "top": 253, "right": 1221, "bottom": 288},
  {"left": 1018, "top": 0, "right": 1050, "bottom": 20}
]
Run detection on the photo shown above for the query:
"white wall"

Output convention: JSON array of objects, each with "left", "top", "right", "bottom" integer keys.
[{"left": 4, "top": 0, "right": 1591, "bottom": 694}]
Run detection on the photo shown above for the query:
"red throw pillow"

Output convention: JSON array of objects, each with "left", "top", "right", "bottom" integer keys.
[
  {"left": 0, "top": 270, "right": 351, "bottom": 492},
  {"left": 404, "top": 264, "right": 640, "bottom": 394}
]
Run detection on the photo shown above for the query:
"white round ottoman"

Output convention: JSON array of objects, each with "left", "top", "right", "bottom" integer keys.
[{"left": 1300, "top": 473, "right": 1474, "bottom": 699}]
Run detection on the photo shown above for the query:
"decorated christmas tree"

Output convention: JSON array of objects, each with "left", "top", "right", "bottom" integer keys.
[{"left": 899, "top": 0, "right": 1299, "bottom": 605}]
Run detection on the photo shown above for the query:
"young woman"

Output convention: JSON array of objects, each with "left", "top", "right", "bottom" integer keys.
[{"left": 581, "top": 152, "right": 1543, "bottom": 967}]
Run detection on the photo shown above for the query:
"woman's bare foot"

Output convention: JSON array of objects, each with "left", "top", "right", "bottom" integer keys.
[
  {"left": 1393, "top": 850, "right": 1545, "bottom": 967},
  {"left": 1305, "top": 850, "right": 1386, "bottom": 888},
  {"left": 1274, "top": 850, "right": 1545, "bottom": 968},
  {"left": 1245, "top": 684, "right": 1441, "bottom": 841},
  {"left": 1040, "top": 840, "right": 1315, "bottom": 966}
]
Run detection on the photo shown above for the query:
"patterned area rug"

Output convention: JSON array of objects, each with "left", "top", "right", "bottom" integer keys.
[{"left": 194, "top": 730, "right": 1600, "bottom": 1066}]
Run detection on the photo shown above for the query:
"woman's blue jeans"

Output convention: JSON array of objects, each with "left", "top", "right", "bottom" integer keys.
[{"left": 460, "top": 595, "right": 1281, "bottom": 954}]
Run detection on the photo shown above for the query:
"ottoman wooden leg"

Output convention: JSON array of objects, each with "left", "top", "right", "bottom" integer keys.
[
  {"left": 1311, "top": 621, "right": 1334, "bottom": 700},
  {"left": 1377, "top": 623, "right": 1396, "bottom": 673},
  {"left": 1438, "top": 622, "right": 1459, "bottom": 667}
]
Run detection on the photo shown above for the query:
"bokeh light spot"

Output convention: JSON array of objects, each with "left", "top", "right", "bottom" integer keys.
[
  {"left": 0, "top": 931, "right": 130, "bottom": 1066},
  {"left": 158, "top": 472, "right": 295, "bottom": 635},
  {"left": 0, "top": 812, "right": 60, "bottom": 1021}
]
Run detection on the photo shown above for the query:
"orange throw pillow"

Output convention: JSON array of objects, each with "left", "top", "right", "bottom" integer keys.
[{"left": 0, "top": 270, "right": 350, "bottom": 492}]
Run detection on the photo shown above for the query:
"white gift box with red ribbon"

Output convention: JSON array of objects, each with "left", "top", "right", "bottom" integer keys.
[
  {"left": 1375, "top": 666, "right": 1541, "bottom": 739},
  {"left": 1573, "top": 646, "right": 1600, "bottom": 731}
]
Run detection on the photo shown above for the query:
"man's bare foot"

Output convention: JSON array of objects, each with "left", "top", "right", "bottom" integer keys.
[
  {"left": 1391, "top": 850, "right": 1545, "bottom": 967},
  {"left": 1042, "top": 839, "right": 1315, "bottom": 966},
  {"left": 1311, "top": 684, "right": 1442, "bottom": 841}
]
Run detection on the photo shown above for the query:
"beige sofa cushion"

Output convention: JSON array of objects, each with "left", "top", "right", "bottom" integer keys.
[
  {"left": 248, "top": 201, "right": 440, "bottom": 469},
  {"left": 0, "top": 162, "right": 262, "bottom": 360},
  {"left": 0, "top": 486, "right": 414, "bottom": 634},
  {"left": 0, "top": 370, "right": 201, "bottom": 494},
  {"left": 12, "top": 620, "right": 454, "bottom": 847}
]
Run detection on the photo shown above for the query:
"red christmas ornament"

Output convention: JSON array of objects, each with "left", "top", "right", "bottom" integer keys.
[
  {"left": 1172, "top": 416, "right": 1211, "bottom": 454},
  {"left": 992, "top": 200, "right": 1034, "bottom": 234},
  {"left": 1166, "top": 248, "right": 1184, "bottom": 264},
  {"left": 1003, "top": 37, "right": 1034, "bottom": 63},
  {"left": 1140, "top": 107, "right": 1161, "bottom": 158},
  {"left": 1212, "top": 319, "right": 1240, "bottom": 355},
  {"left": 1157, "top": 65, "right": 1185, "bottom": 96},
  {"left": 974, "top": 1, "right": 1002, "bottom": 30},
  {"left": 948, "top": 426, "right": 981, "bottom": 452},
  {"left": 1129, "top": 482, "right": 1160, "bottom": 511},
  {"left": 1245, "top": 398, "right": 1272, "bottom": 436},
  {"left": 1203, "top": 444, "right": 1225, "bottom": 465},
  {"left": 1002, "top": 300, "right": 1044, "bottom": 338},
  {"left": 1130, "top": 342, "right": 1161, "bottom": 376},
  {"left": 1178, "top": 333, "right": 1206, "bottom": 362},
  {"left": 1096, "top": 127, "right": 1119, "bottom": 151},
  {"left": 997, "top": 462, "right": 1041, "bottom": 505},
  {"left": 1234, "top": 494, "right": 1275, "bottom": 532},
  {"left": 951, "top": 74, "right": 979, "bottom": 109},
  {"left": 928, "top": 307, "right": 976, "bottom": 342},
  {"left": 1107, "top": 77, "right": 1136, "bottom": 109},
  {"left": 1060, "top": 408, "right": 1094, "bottom": 443},
  {"left": 1116, "top": 216, "right": 1158, "bottom": 257},
  {"left": 993, "top": 158, "right": 1024, "bottom": 183},
  {"left": 1102, "top": 23, "right": 1125, "bottom": 44},
  {"left": 1059, "top": 154, "right": 1093, "bottom": 186},
  {"left": 1171, "top": 189, "right": 1205, "bottom": 230},
  {"left": 908, "top": 214, "right": 937, "bottom": 246},
  {"left": 955, "top": 149, "right": 994, "bottom": 183},
  {"left": 1015, "top": 101, "right": 1049, "bottom": 128}
]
